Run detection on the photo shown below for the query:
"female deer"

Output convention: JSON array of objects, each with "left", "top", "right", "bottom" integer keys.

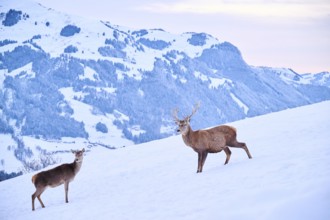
[{"left": 31, "top": 148, "right": 85, "bottom": 211}]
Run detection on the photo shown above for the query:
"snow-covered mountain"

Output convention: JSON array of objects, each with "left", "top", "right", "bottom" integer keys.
[
  {"left": 1, "top": 101, "right": 329, "bottom": 220},
  {"left": 1, "top": 0, "right": 330, "bottom": 178}
]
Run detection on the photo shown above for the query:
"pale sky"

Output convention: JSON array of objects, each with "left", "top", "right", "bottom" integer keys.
[{"left": 36, "top": 0, "right": 330, "bottom": 73}]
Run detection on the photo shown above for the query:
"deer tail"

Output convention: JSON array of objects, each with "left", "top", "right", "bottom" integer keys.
[{"left": 31, "top": 174, "right": 37, "bottom": 184}]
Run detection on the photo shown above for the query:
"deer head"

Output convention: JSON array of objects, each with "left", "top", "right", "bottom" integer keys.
[
  {"left": 173, "top": 102, "right": 200, "bottom": 135},
  {"left": 71, "top": 148, "right": 85, "bottom": 163}
]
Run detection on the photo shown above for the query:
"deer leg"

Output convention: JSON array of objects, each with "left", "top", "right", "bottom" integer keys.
[
  {"left": 197, "top": 152, "right": 208, "bottom": 173},
  {"left": 197, "top": 152, "right": 202, "bottom": 173},
  {"left": 32, "top": 194, "right": 36, "bottom": 211},
  {"left": 230, "top": 141, "right": 252, "bottom": 159},
  {"left": 201, "top": 152, "right": 208, "bottom": 171},
  {"left": 32, "top": 187, "right": 46, "bottom": 211},
  {"left": 241, "top": 143, "right": 252, "bottom": 159},
  {"left": 64, "top": 182, "right": 69, "bottom": 203},
  {"left": 37, "top": 195, "right": 45, "bottom": 208},
  {"left": 223, "top": 147, "right": 232, "bottom": 165}
]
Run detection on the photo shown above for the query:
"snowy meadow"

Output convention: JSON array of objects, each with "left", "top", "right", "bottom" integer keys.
[{"left": 1, "top": 101, "right": 330, "bottom": 220}]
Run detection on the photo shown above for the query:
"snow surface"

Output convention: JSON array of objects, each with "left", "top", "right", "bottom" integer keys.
[
  {"left": 1, "top": 101, "right": 330, "bottom": 220},
  {"left": 59, "top": 87, "right": 133, "bottom": 147},
  {"left": 0, "top": 135, "right": 22, "bottom": 172},
  {"left": 230, "top": 93, "right": 249, "bottom": 114}
]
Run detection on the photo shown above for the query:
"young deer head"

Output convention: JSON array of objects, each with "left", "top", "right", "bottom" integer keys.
[{"left": 31, "top": 148, "right": 85, "bottom": 211}]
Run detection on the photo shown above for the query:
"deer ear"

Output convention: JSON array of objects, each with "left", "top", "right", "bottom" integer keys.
[
  {"left": 71, "top": 149, "right": 76, "bottom": 154},
  {"left": 82, "top": 148, "right": 85, "bottom": 152}
]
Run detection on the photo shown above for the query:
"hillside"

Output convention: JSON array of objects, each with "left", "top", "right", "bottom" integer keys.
[
  {"left": 0, "top": 101, "right": 329, "bottom": 220},
  {"left": 1, "top": 0, "right": 330, "bottom": 177}
]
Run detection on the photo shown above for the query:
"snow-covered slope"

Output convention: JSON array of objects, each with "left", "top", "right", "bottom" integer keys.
[
  {"left": 1, "top": 101, "right": 329, "bottom": 220},
  {"left": 1, "top": 0, "right": 330, "bottom": 178}
]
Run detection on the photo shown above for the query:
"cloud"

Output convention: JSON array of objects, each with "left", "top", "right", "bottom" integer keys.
[{"left": 136, "top": 0, "right": 330, "bottom": 19}]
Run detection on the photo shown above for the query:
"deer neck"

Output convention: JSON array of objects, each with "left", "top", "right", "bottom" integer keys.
[
  {"left": 182, "top": 125, "right": 194, "bottom": 147},
  {"left": 73, "top": 158, "right": 83, "bottom": 174}
]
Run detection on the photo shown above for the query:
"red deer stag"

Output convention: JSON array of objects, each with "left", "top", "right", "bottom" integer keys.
[
  {"left": 173, "top": 104, "right": 252, "bottom": 173},
  {"left": 31, "top": 148, "right": 85, "bottom": 211}
]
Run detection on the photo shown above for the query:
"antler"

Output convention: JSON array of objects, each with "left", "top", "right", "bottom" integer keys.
[
  {"left": 173, "top": 102, "right": 200, "bottom": 122},
  {"left": 188, "top": 102, "right": 200, "bottom": 119},
  {"left": 172, "top": 108, "right": 180, "bottom": 123}
]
